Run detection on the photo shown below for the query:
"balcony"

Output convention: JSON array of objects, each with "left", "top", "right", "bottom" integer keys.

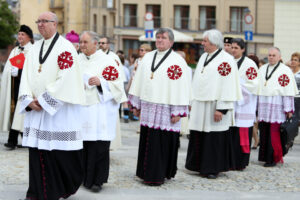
[
  {"left": 197, "top": 18, "right": 216, "bottom": 31},
  {"left": 118, "top": 16, "right": 162, "bottom": 29}
]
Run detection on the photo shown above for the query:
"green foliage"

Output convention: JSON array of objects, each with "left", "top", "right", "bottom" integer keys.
[{"left": 0, "top": 0, "right": 19, "bottom": 48}]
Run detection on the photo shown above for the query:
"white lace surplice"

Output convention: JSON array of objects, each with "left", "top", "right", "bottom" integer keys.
[
  {"left": 258, "top": 95, "right": 294, "bottom": 123},
  {"left": 128, "top": 95, "right": 188, "bottom": 132},
  {"left": 20, "top": 92, "right": 83, "bottom": 151}
]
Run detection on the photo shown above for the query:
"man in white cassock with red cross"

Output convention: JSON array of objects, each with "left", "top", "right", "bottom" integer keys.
[
  {"left": 129, "top": 28, "right": 191, "bottom": 186},
  {"left": 18, "top": 12, "right": 86, "bottom": 200},
  {"left": 257, "top": 47, "right": 297, "bottom": 167},
  {"left": 185, "top": 29, "right": 242, "bottom": 179},
  {"left": 78, "top": 31, "right": 127, "bottom": 192}
]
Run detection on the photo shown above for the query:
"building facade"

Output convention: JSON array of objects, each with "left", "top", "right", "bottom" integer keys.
[{"left": 18, "top": 0, "right": 290, "bottom": 63}]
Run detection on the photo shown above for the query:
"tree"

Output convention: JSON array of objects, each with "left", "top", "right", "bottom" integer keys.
[{"left": 0, "top": 0, "right": 19, "bottom": 49}]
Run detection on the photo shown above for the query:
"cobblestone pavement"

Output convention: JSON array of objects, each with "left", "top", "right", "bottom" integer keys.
[{"left": 0, "top": 121, "right": 299, "bottom": 200}]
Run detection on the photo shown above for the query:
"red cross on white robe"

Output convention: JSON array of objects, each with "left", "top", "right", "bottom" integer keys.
[
  {"left": 102, "top": 66, "right": 119, "bottom": 81},
  {"left": 278, "top": 74, "right": 290, "bottom": 87}
]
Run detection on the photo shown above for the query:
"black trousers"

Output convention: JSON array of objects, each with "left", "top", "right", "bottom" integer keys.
[
  {"left": 136, "top": 126, "right": 180, "bottom": 184},
  {"left": 185, "top": 130, "right": 231, "bottom": 175},
  {"left": 83, "top": 140, "right": 110, "bottom": 188},
  {"left": 26, "top": 148, "right": 83, "bottom": 200},
  {"left": 7, "top": 129, "right": 22, "bottom": 146}
]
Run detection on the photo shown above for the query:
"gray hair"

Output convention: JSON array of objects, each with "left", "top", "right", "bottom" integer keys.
[
  {"left": 269, "top": 47, "right": 281, "bottom": 56},
  {"left": 203, "top": 29, "right": 224, "bottom": 49},
  {"left": 81, "top": 31, "right": 99, "bottom": 43},
  {"left": 156, "top": 28, "right": 174, "bottom": 42}
]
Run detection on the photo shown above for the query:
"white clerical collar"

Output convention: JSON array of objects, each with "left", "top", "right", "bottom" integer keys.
[
  {"left": 235, "top": 56, "right": 243, "bottom": 62},
  {"left": 43, "top": 33, "right": 57, "bottom": 46},
  {"left": 85, "top": 51, "right": 98, "bottom": 60},
  {"left": 269, "top": 62, "right": 279, "bottom": 68},
  {"left": 207, "top": 49, "right": 219, "bottom": 59},
  {"left": 157, "top": 48, "right": 170, "bottom": 56},
  {"left": 23, "top": 42, "right": 32, "bottom": 49},
  {"left": 102, "top": 49, "right": 109, "bottom": 54}
]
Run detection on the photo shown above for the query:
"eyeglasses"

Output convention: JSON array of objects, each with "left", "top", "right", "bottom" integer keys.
[
  {"left": 99, "top": 42, "right": 107, "bottom": 45},
  {"left": 35, "top": 20, "right": 55, "bottom": 24}
]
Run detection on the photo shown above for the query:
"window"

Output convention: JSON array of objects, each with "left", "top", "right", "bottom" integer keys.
[
  {"left": 199, "top": 6, "right": 216, "bottom": 30},
  {"left": 230, "top": 7, "right": 247, "bottom": 32},
  {"left": 146, "top": 5, "right": 161, "bottom": 28},
  {"left": 124, "top": 4, "right": 137, "bottom": 27},
  {"left": 93, "top": 14, "right": 97, "bottom": 32},
  {"left": 174, "top": 5, "right": 190, "bottom": 30}
]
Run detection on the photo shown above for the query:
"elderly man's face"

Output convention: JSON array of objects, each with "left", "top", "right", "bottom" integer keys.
[
  {"left": 155, "top": 32, "right": 173, "bottom": 51},
  {"left": 80, "top": 33, "right": 97, "bottom": 56},
  {"left": 201, "top": 37, "right": 217, "bottom": 53},
  {"left": 37, "top": 13, "right": 57, "bottom": 39},
  {"left": 268, "top": 48, "right": 281, "bottom": 65}
]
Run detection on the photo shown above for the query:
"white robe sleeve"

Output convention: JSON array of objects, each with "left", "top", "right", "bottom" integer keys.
[
  {"left": 98, "top": 77, "right": 115, "bottom": 103},
  {"left": 19, "top": 95, "right": 33, "bottom": 114},
  {"left": 37, "top": 92, "right": 64, "bottom": 116},
  {"left": 216, "top": 100, "right": 234, "bottom": 110}
]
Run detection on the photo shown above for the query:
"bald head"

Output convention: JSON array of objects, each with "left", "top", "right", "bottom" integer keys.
[{"left": 37, "top": 12, "right": 58, "bottom": 39}]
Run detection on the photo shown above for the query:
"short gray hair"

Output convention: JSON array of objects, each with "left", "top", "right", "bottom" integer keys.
[
  {"left": 269, "top": 47, "right": 281, "bottom": 56},
  {"left": 81, "top": 31, "right": 99, "bottom": 43},
  {"left": 203, "top": 29, "right": 224, "bottom": 49},
  {"left": 156, "top": 28, "right": 174, "bottom": 42}
]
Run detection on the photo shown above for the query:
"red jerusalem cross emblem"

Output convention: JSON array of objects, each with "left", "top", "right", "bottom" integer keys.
[
  {"left": 167, "top": 65, "right": 183, "bottom": 80},
  {"left": 278, "top": 74, "right": 290, "bottom": 87},
  {"left": 102, "top": 66, "right": 119, "bottom": 81},
  {"left": 246, "top": 67, "right": 257, "bottom": 80},
  {"left": 217, "top": 62, "right": 231, "bottom": 76},
  {"left": 57, "top": 51, "right": 73, "bottom": 70}
]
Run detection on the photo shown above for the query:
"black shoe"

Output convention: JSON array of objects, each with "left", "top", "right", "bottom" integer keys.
[
  {"left": 263, "top": 162, "right": 276, "bottom": 167},
  {"left": 4, "top": 143, "right": 16, "bottom": 150},
  {"left": 17, "top": 144, "right": 25, "bottom": 148},
  {"left": 207, "top": 174, "right": 217, "bottom": 179},
  {"left": 91, "top": 184, "right": 102, "bottom": 192},
  {"left": 145, "top": 182, "right": 163, "bottom": 186}
]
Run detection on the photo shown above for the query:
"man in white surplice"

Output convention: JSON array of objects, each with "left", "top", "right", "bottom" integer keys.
[
  {"left": 78, "top": 31, "right": 126, "bottom": 192},
  {"left": 18, "top": 12, "right": 85, "bottom": 200},
  {"left": 257, "top": 47, "right": 297, "bottom": 167},
  {"left": 185, "top": 29, "right": 242, "bottom": 179}
]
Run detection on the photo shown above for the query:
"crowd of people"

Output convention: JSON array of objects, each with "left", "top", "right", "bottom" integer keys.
[{"left": 0, "top": 11, "right": 299, "bottom": 200}]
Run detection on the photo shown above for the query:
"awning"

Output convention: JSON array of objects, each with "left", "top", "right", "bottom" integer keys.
[{"left": 139, "top": 28, "right": 194, "bottom": 43}]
